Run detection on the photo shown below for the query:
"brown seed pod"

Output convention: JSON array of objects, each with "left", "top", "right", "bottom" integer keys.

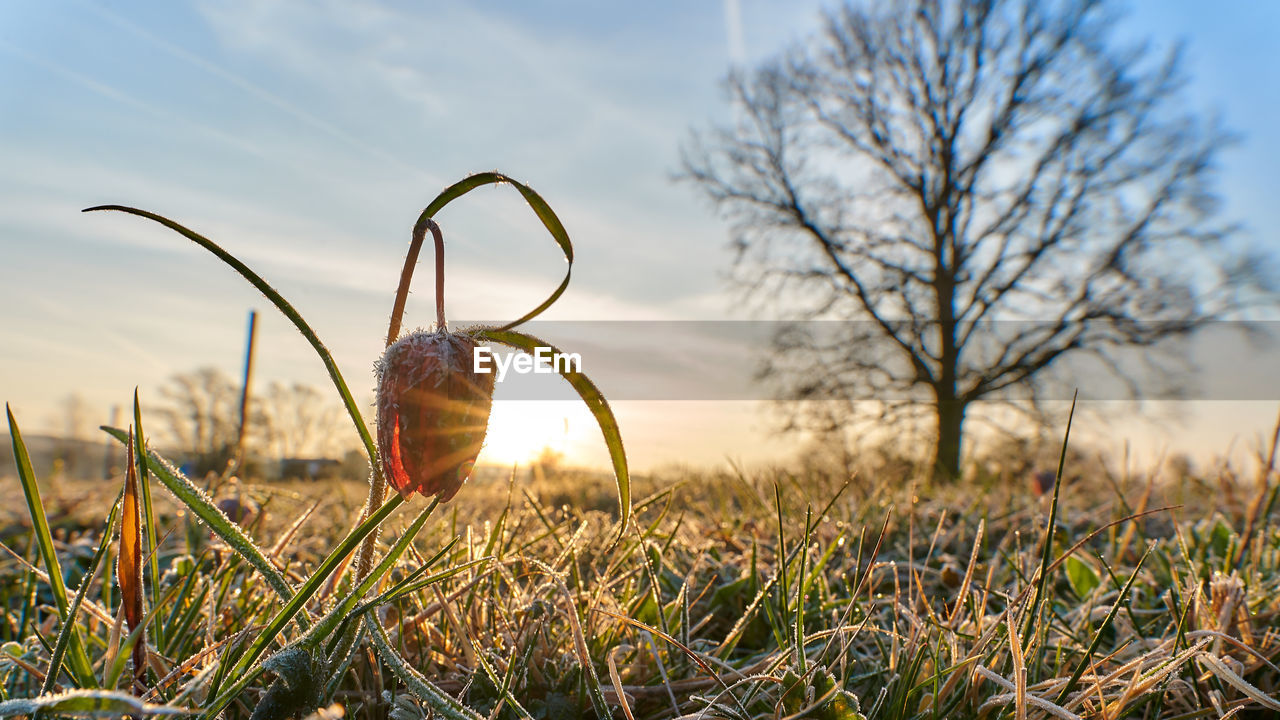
[{"left": 375, "top": 329, "right": 496, "bottom": 500}]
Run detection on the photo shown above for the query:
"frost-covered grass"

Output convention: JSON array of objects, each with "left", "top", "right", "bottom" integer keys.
[
  {"left": 2, "top": 441, "right": 1279, "bottom": 719},
  {"left": 3, "top": 170, "right": 1277, "bottom": 718}
]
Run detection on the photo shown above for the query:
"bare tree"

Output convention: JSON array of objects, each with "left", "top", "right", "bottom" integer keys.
[
  {"left": 155, "top": 369, "right": 349, "bottom": 478},
  {"left": 681, "top": 0, "right": 1267, "bottom": 479},
  {"left": 53, "top": 393, "right": 91, "bottom": 477},
  {"left": 156, "top": 367, "right": 246, "bottom": 476},
  {"left": 260, "top": 381, "right": 345, "bottom": 460}
]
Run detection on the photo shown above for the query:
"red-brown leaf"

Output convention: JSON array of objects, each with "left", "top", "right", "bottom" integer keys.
[{"left": 118, "top": 427, "right": 146, "bottom": 693}]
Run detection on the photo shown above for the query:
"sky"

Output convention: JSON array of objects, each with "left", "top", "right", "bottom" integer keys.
[{"left": 2, "top": 1, "right": 1278, "bottom": 474}]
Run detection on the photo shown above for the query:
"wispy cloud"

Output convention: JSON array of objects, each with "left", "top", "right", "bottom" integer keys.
[
  {"left": 0, "top": 38, "right": 273, "bottom": 162},
  {"left": 83, "top": 1, "right": 443, "bottom": 186},
  {"left": 724, "top": 0, "right": 747, "bottom": 67}
]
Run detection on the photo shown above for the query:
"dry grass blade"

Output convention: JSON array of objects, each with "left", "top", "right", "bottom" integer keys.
[
  {"left": 974, "top": 666, "right": 1083, "bottom": 720},
  {"left": 1234, "top": 407, "right": 1280, "bottom": 569},
  {"left": 142, "top": 626, "right": 262, "bottom": 702},
  {"left": 595, "top": 607, "right": 750, "bottom": 718},
  {"left": 607, "top": 650, "right": 638, "bottom": 720},
  {"left": 270, "top": 501, "right": 321, "bottom": 560},
  {"left": 1197, "top": 652, "right": 1280, "bottom": 712},
  {"left": 0, "top": 541, "right": 117, "bottom": 627},
  {"left": 1045, "top": 506, "right": 1178, "bottom": 577},
  {"left": 1097, "top": 639, "right": 1210, "bottom": 714},
  {"left": 1007, "top": 617, "right": 1028, "bottom": 720},
  {"left": 947, "top": 518, "right": 984, "bottom": 628}
]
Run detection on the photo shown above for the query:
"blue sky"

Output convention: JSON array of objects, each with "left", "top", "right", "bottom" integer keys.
[{"left": 2, "top": 1, "right": 1278, "bottom": 471}]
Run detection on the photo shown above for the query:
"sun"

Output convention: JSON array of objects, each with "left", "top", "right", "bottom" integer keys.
[{"left": 478, "top": 400, "right": 590, "bottom": 467}]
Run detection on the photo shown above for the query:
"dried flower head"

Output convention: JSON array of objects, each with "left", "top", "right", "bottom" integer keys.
[{"left": 375, "top": 329, "right": 496, "bottom": 500}]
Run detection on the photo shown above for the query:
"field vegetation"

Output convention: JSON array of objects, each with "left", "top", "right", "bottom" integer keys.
[
  {"left": 3, "top": 420, "right": 1279, "bottom": 719},
  {"left": 1, "top": 132, "right": 1276, "bottom": 718}
]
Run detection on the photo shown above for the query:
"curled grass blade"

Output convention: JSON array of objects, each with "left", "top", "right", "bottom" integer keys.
[
  {"left": 101, "top": 426, "right": 302, "bottom": 624},
  {"left": 417, "top": 173, "right": 572, "bottom": 331},
  {"left": 474, "top": 328, "right": 630, "bottom": 541},
  {"left": 595, "top": 607, "right": 748, "bottom": 718},
  {"left": 7, "top": 404, "right": 97, "bottom": 688},
  {"left": 82, "top": 206, "right": 377, "bottom": 467}
]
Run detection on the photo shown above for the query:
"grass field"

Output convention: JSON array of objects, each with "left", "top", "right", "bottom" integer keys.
[
  {"left": 5, "top": 177, "right": 1275, "bottom": 719},
  {"left": 3, "top": 432, "right": 1278, "bottom": 719}
]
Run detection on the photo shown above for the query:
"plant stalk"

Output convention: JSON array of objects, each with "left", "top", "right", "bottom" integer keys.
[{"left": 357, "top": 216, "right": 447, "bottom": 584}]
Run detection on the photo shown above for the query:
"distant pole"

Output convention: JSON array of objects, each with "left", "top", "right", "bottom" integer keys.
[
  {"left": 234, "top": 310, "right": 258, "bottom": 473},
  {"left": 103, "top": 404, "right": 120, "bottom": 480}
]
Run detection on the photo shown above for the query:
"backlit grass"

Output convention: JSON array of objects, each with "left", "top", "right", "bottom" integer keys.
[{"left": 2, "top": 440, "right": 1278, "bottom": 718}]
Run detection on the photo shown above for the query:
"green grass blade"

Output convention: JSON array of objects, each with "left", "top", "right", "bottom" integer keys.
[
  {"left": 43, "top": 492, "right": 122, "bottom": 694},
  {"left": 305, "top": 497, "right": 438, "bottom": 646},
  {"left": 416, "top": 173, "right": 573, "bottom": 331},
  {"left": 101, "top": 426, "right": 301, "bottom": 625},
  {"left": 467, "top": 636, "right": 535, "bottom": 720},
  {"left": 322, "top": 624, "right": 364, "bottom": 704},
  {"left": 202, "top": 495, "right": 425, "bottom": 720},
  {"left": 212, "top": 493, "right": 410, "bottom": 699},
  {"left": 793, "top": 507, "right": 816, "bottom": 674},
  {"left": 133, "top": 391, "right": 164, "bottom": 651},
  {"left": 82, "top": 206, "right": 377, "bottom": 468},
  {"left": 1054, "top": 544, "right": 1152, "bottom": 706},
  {"left": 323, "top": 537, "right": 461, "bottom": 639},
  {"left": 475, "top": 328, "right": 630, "bottom": 541},
  {"left": 377, "top": 555, "right": 488, "bottom": 605},
  {"left": 7, "top": 405, "right": 98, "bottom": 688},
  {"left": 1023, "top": 390, "right": 1077, "bottom": 648},
  {"left": 320, "top": 538, "right": 466, "bottom": 656},
  {"left": 367, "top": 615, "right": 483, "bottom": 720}
]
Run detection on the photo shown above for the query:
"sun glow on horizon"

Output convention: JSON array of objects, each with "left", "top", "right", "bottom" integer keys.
[{"left": 477, "top": 400, "right": 594, "bottom": 468}]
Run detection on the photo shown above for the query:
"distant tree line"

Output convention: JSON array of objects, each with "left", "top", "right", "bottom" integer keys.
[
  {"left": 154, "top": 366, "right": 351, "bottom": 477},
  {"left": 4, "top": 370, "right": 355, "bottom": 481}
]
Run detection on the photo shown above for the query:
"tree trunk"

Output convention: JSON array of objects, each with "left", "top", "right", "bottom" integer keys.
[{"left": 933, "top": 399, "right": 966, "bottom": 481}]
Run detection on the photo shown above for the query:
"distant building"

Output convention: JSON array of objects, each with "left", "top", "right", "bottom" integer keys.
[{"left": 279, "top": 457, "right": 341, "bottom": 481}]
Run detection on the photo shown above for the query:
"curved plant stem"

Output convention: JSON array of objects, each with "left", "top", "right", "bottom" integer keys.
[
  {"left": 385, "top": 216, "right": 447, "bottom": 346},
  {"left": 413, "top": 172, "right": 574, "bottom": 332},
  {"left": 357, "top": 217, "right": 447, "bottom": 585},
  {"left": 433, "top": 220, "right": 446, "bottom": 329}
]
